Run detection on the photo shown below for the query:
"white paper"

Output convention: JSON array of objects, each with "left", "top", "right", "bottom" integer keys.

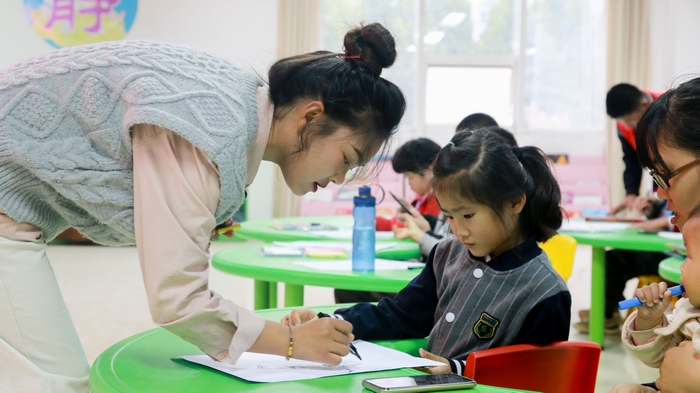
[
  {"left": 178, "top": 340, "right": 443, "bottom": 383},
  {"left": 293, "top": 259, "right": 424, "bottom": 271},
  {"left": 273, "top": 241, "right": 397, "bottom": 252},
  {"left": 560, "top": 220, "right": 631, "bottom": 232},
  {"left": 261, "top": 247, "right": 305, "bottom": 257},
  {"left": 658, "top": 231, "right": 683, "bottom": 241},
  {"left": 312, "top": 230, "right": 397, "bottom": 239}
]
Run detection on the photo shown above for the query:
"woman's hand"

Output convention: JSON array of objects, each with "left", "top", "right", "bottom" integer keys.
[
  {"left": 656, "top": 341, "right": 700, "bottom": 392},
  {"left": 631, "top": 217, "right": 670, "bottom": 233},
  {"left": 633, "top": 282, "right": 673, "bottom": 331},
  {"left": 606, "top": 383, "right": 658, "bottom": 393},
  {"left": 414, "top": 348, "right": 451, "bottom": 374},
  {"left": 393, "top": 213, "right": 426, "bottom": 243},
  {"left": 281, "top": 308, "right": 318, "bottom": 326},
  {"left": 291, "top": 318, "right": 354, "bottom": 365},
  {"left": 211, "top": 218, "right": 236, "bottom": 240}
]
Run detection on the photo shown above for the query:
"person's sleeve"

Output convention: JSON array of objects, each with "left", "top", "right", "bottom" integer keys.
[
  {"left": 621, "top": 311, "right": 678, "bottom": 368},
  {"left": 511, "top": 291, "right": 572, "bottom": 345},
  {"left": 332, "top": 246, "right": 440, "bottom": 340},
  {"left": 132, "top": 124, "right": 264, "bottom": 364},
  {"left": 448, "top": 358, "right": 466, "bottom": 375},
  {"left": 619, "top": 129, "right": 642, "bottom": 196},
  {"left": 419, "top": 233, "right": 441, "bottom": 257},
  {"left": 423, "top": 214, "right": 438, "bottom": 231}
]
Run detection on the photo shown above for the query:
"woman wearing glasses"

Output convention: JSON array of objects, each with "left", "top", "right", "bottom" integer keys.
[{"left": 608, "top": 77, "right": 700, "bottom": 393}]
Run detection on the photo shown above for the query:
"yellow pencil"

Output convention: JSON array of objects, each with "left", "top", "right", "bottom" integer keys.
[{"left": 217, "top": 224, "right": 242, "bottom": 234}]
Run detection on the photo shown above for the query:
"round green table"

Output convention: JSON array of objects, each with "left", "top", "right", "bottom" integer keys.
[
  {"left": 561, "top": 227, "right": 683, "bottom": 348},
  {"left": 234, "top": 215, "right": 403, "bottom": 242},
  {"left": 89, "top": 305, "right": 536, "bottom": 393},
  {"left": 212, "top": 243, "right": 422, "bottom": 310},
  {"left": 658, "top": 256, "right": 683, "bottom": 283}
]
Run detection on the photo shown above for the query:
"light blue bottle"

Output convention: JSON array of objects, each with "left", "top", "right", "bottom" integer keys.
[{"left": 352, "top": 186, "right": 376, "bottom": 272}]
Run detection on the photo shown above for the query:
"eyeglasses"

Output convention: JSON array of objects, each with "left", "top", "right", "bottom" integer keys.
[{"left": 649, "top": 157, "right": 700, "bottom": 190}]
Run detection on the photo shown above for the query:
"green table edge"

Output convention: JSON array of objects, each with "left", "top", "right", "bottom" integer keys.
[{"left": 659, "top": 256, "right": 683, "bottom": 283}]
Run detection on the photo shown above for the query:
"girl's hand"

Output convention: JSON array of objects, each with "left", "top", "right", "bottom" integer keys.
[
  {"left": 281, "top": 308, "right": 318, "bottom": 326},
  {"left": 633, "top": 282, "right": 673, "bottom": 331},
  {"left": 414, "top": 348, "right": 451, "bottom": 374},
  {"left": 398, "top": 201, "right": 431, "bottom": 232},
  {"left": 291, "top": 318, "right": 354, "bottom": 366},
  {"left": 606, "top": 383, "right": 658, "bottom": 393},
  {"left": 394, "top": 213, "right": 426, "bottom": 243}
]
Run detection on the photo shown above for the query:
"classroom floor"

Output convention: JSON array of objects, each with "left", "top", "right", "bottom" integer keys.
[{"left": 47, "top": 240, "right": 659, "bottom": 393}]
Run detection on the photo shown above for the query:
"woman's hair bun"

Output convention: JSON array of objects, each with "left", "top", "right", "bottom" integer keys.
[{"left": 343, "top": 22, "right": 397, "bottom": 76}]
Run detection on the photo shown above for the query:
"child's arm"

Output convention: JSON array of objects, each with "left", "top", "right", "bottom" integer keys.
[
  {"left": 512, "top": 291, "right": 572, "bottom": 345},
  {"left": 630, "top": 282, "right": 673, "bottom": 333}
]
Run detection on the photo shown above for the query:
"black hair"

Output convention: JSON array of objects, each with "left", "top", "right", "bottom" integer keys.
[
  {"left": 456, "top": 113, "right": 498, "bottom": 133},
  {"left": 391, "top": 138, "right": 441, "bottom": 174},
  {"left": 432, "top": 129, "right": 562, "bottom": 242},
  {"left": 268, "top": 22, "right": 406, "bottom": 166},
  {"left": 606, "top": 83, "right": 645, "bottom": 118},
  {"left": 636, "top": 77, "right": 700, "bottom": 174}
]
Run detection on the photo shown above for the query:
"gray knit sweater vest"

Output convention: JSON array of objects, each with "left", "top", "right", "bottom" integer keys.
[{"left": 0, "top": 41, "right": 263, "bottom": 245}]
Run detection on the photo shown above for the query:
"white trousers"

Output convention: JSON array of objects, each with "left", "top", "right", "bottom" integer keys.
[{"left": 0, "top": 236, "right": 89, "bottom": 393}]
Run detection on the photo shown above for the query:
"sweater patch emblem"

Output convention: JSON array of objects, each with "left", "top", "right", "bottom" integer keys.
[{"left": 473, "top": 312, "right": 499, "bottom": 339}]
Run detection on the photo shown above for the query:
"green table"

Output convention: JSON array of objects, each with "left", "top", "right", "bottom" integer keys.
[
  {"left": 658, "top": 256, "right": 683, "bottom": 283},
  {"left": 562, "top": 228, "right": 683, "bottom": 348},
  {"left": 235, "top": 215, "right": 403, "bottom": 242},
  {"left": 89, "top": 305, "right": 536, "bottom": 393},
  {"left": 212, "top": 243, "right": 422, "bottom": 309}
]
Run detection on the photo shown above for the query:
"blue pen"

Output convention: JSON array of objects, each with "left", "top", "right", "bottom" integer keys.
[{"left": 618, "top": 285, "right": 685, "bottom": 310}]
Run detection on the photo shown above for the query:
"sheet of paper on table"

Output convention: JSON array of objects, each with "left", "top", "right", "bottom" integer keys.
[
  {"left": 560, "top": 220, "right": 631, "bottom": 232},
  {"left": 312, "top": 230, "right": 397, "bottom": 239},
  {"left": 293, "top": 259, "right": 424, "bottom": 271},
  {"left": 657, "top": 231, "right": 682, "bottom": 241},
  {"left": 178, "top": 340, "right": 443, "bottom": 383},
  {"left": 273, "top": 241, "right": 397, "bottom": 252}
]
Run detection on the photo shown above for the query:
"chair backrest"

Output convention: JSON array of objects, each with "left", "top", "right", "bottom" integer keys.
[
  {"left": 540, "top": 233, "right": 577, "bottom": 282},
  {"left": 464, "top": 341, "right": 601, "bottom": 393}
]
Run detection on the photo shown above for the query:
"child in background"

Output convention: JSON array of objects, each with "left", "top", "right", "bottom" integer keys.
[
  {"left": 375, "top": 138, "right": 442, "bottom": 231},
  {"left": 608, "top": 209, "right": 700, "bottom": 393},
  {"left": 394, "top": 113, "right": 513, "bottom": 257},
  {"left": 287, "top": 129, "right": 571, "bottom": 374}
]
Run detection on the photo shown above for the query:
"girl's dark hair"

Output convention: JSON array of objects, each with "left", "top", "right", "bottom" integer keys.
[
  {"left": 456, "top": 113, "right": 498, "bottom": 133},
  {"left": 392, "top": 138, "right": 441, "bottom": 174},
  {"left": 268, "top": 22, "right": 406, "bottom": 166},
  {"left": 637, "top": 77, "right": 700, "bottom": 174},
  {"left": 432, "top": 130, "right": 562, "bottom": 242}
]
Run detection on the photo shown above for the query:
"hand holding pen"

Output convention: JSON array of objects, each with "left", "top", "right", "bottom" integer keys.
[
  {"left": 619, "top": 283, "right": 684, "bottom": 331},
  {"left": 280, "top": 309, "right": 361, "bottom": 361}
]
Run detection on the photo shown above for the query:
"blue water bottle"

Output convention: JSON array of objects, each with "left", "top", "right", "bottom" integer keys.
[{"left": 352, "top": 186, "right": 376, "bottom": 272}]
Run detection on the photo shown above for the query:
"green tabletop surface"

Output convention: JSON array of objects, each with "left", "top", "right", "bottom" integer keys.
[
  {"left": 659, "top": 256, "right": 683, "bottom": 283},
  {"left": 234, "top": 215, "right": 408, "bottom": 242},
  {"left": 212, "top": 243, "right": 422, "bottom": 293},
  {"left": 89, "top": 305, "right": 536, "bottom": 393},
  {"left": 560, "top": 226, "right": 683, "bottom": 349}
]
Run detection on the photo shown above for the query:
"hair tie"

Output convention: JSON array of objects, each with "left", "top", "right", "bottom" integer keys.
[
  {"left": 512, "top": 146, "right": 524, "bottom": 161},
  {"left": 335, "top": 55, "right": 361, "bottom": 59},
  {"left": 447, "top": 141, "right": 455, "bottom": 147}
]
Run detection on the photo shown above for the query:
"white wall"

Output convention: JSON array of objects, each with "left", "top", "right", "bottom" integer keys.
[
  {"left": 0, "top": 0, "right": 279, "bottom": 221},
  {"left": 649, "top": 0, "right": 700, "bottom": 91}
]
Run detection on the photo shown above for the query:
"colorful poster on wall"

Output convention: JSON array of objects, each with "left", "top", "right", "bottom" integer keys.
[{"left": 23, "top": 0, "right": 138, "bottom": 48}]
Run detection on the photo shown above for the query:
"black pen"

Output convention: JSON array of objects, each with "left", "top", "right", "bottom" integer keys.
[{"left": 317, "top": 312, "right": 362, "bottom": 360}]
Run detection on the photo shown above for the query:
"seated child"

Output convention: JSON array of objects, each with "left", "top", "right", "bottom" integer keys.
[
  {"left": 286, "top": 130, "right": 571, "bottom": 374},
  {"left": 375, "top": 138, "right": 441, "bottom": 231},
  {"left": 607, "top": 209, "right": 700, "bottom": 393},
  {"left": 394, "top": 113, "right": 514, "bottom": 257}
]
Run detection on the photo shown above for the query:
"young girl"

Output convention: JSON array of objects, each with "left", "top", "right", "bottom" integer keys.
[
  {"left": 0, "top": 23, "right": 405, "bottom": 392},
  {"left": 285, "top": 129, "right": 571, "bottom": 374}
]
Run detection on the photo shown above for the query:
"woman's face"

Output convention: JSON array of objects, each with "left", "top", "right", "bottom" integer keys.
[
  {"left": 278, "top": 127, "right": 373, "bottom": 195},
  {"left": 655, "top": 143, "right": 700, "bottom": 230}
]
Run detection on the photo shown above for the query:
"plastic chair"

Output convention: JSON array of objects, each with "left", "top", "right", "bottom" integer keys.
[
  {"left": 540, "top": 233, "right": 577, "bottom": 282},
  {"left": 463, "top": 341, "right": 601, "bottom": 393}
]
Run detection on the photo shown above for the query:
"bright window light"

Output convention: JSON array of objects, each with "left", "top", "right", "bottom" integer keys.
[
  {"left": 423, "top": 31, "right": 445, "bottom": 45},
  {"left": 440, "top": 12, "right": 466, "bottom": 27},
  {"left": 426, "top": 66, "right": 513, "bottom": 126}
]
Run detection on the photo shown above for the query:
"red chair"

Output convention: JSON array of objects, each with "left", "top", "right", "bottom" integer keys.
[{"left": 463, "top": 341, "right": 601, "bottom": 393}]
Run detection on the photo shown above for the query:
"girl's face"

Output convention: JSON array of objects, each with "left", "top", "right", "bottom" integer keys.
[
  {"left": 404, "top": 170, "right": 433, "bottom": 196},
  {"left": 278, "top": 127, "right": 370, "bottom": 195},
  {"left": 655, "top": 143, "right": 700, "bottom": 230},
  {"left": 680, "top": 215, "right": 700, "bottom": 307},
  {"left": 437, "top": 191, "right": 525, "bottom": 259}
]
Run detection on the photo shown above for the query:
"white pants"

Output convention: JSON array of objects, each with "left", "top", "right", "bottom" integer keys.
[{"left": 0, "top": 236, "right": 89, "bottom": 393}]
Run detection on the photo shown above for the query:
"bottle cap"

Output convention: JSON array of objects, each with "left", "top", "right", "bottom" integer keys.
[{"left": 354, "top": 186, "right": 375, "bottom": 206}]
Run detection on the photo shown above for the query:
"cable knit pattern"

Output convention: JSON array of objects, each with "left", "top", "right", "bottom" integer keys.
[{"left": 0, "top": 40, "right": 262, "bottom": 245}]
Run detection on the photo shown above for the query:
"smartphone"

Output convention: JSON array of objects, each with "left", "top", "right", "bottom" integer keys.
[
  {"left": 389, "top": 191, "right": 413, "bottom": 214},
  {"left": 362, "top": 374, "right": 477, "bottom": 392}
]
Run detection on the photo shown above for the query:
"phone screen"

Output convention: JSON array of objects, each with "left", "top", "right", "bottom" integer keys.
[{"left": 364, "top": 374, "right": 477, "bottom": 392}]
